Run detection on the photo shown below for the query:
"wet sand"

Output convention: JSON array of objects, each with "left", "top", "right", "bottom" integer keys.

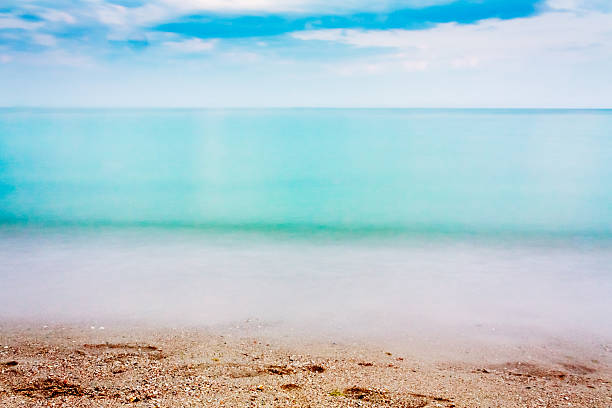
[{"left": 0, "top": 322, "right": 611, "bottom": 407}]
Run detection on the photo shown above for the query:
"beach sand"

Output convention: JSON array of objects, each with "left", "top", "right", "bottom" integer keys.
[{"left": 0, "top": 322, "right": 610, "bottom": 407}]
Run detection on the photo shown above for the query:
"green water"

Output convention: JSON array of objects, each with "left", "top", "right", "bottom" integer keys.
[{"left": 1, "top": 108, "right": 610, "bottom": 239}]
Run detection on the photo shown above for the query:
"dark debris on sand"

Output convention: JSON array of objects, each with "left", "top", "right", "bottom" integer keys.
[{"left": 0, "top": 327, "right": 610, "bottom": 407}]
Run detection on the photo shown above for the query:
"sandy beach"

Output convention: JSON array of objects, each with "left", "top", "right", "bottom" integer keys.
[
  {"left": 1, "top": 322, "right": 610, "bottom": 408},
  {"left": 3, "top": 0, "right": 612, "bottom": 404}
]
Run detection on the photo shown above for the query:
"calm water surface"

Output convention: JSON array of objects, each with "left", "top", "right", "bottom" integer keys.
[{"left": 0, "top": 109, "right": 610, "bottom": 338}]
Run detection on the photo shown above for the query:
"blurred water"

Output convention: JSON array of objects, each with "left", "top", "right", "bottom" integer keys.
[
  {"left": 1, "top": 108, "right": 611, "bottom": 235},
  {"left": 0, "top": 109, "right": 611, "bottom": 338}
]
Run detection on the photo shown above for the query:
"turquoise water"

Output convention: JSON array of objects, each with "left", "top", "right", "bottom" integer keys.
[
  {"left": 1, "top": 109, "right": 611, "bottom": 238},
  {"left": 0, "top": 109, "right": 611, "bottom": 336}
]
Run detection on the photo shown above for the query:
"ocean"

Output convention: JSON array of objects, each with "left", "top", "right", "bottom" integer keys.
[{"left": 1, "top": 109, "right": 611, "bottom": 339}]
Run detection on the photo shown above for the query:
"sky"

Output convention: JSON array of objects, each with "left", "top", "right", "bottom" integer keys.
[{"left": 0, "top": 0, "right": 611, "bottom": 107}]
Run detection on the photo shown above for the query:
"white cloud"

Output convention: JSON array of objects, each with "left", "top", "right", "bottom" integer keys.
[
  {"left": 157, "top": 0, "right": 452, "bottom": 14},
  {"left": 77, "top": 0, "right": 453, "bottom": 35},
  {"left": 164, "top": 38, "right": 217, "bottom": 52},
  {"left": 292, "top": 11, "right": 612, "bottom": 71},
  {"left": 96, "top": 4, "right": 129, "bottom": 26},
  {"left": 547, "top": 0, "right": 612, "bottom": 11},
  {"left": 40, "top": 10, "right": 76, "bottom": 24},
  {"left": 0, "top": 14, "right": 42, "bottom": 30},
  {"left": 32, "top": 33, "right": 57, "bottom": 47},
  {"left": 91, "top": 2, "right": 170, "bottom": 41},
  {"left": 160, "top": 0, "right": 306, "bottom": 13},
  {"left": 94, "top": 2, "right": 169, "bottom": 27}
]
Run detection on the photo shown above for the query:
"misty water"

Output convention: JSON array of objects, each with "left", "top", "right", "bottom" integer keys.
[{"left": 1, "top": 109, "right": 611, "bottom": 341}]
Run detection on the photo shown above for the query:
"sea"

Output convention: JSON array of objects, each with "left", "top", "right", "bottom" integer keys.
[{"left": 1, "top": 108, "right": 610, "bottom": 340}]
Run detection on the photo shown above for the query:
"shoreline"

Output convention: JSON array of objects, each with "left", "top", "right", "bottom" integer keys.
[{"left": 1, "top": 323, "right": 610, "bottom": 407}]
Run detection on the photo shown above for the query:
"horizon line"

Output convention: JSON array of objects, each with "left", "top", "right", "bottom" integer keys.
[{"left": 1, "top": 106, "right": 612, "bottom": 111}]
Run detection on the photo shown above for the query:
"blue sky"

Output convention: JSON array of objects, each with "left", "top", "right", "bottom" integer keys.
[{"left": 1, "top": 0, "right": 611, "bottom": 107}]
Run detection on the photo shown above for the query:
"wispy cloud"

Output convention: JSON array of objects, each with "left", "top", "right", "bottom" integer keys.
[
  {"left": 39, "top": 9, "right": 76, "bottom": 24},
  {"left": 0, "top": 13, "right": 43, "bottom": 30},
  {"left": 31, "top": 33, "right": 56, "bottom": 47},
  {"left": 546, "top": 0, "right": 612, "bottom": 11},
  {"left": 153, "top": 0, "right": 541, "bottom": 39},
  {"left": 292, "top": 10, "right": 612, "bottom": 70},
  {"left": 163, "top": 37, "right": 217, "bottom": 52},
  {"left": 156, "top": 0, "right": 457, "bottom": 15},
  {"left": 1, "top": 0, "right": 612, "bottom": 107}
]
